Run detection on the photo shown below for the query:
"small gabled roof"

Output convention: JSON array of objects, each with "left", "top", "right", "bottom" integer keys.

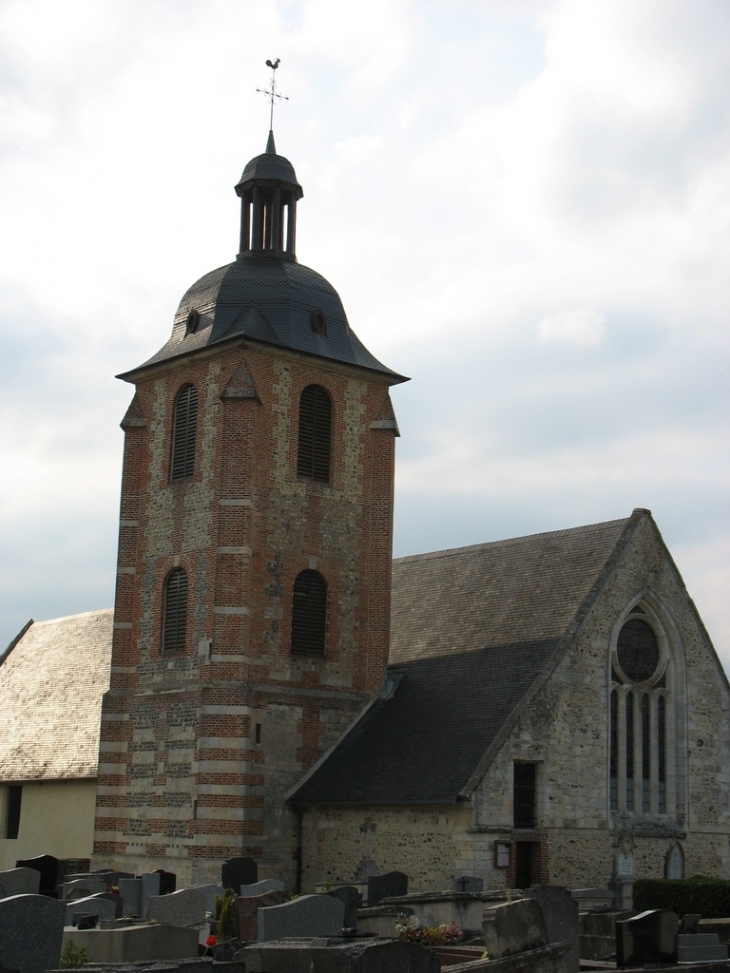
[
  {"left": 0, "top": 609, "right": 112, "bottom": 782},
  {"left": 291, "top": 514, "right": 637, "bottom": 806}
]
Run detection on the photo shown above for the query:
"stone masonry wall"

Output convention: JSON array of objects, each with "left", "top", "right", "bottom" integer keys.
[
  {"left": 94, "top": 342, "right": 399, "bottom": 887},
  {"left": 472, "top": 511, "right": 730, "bottom": 890}
]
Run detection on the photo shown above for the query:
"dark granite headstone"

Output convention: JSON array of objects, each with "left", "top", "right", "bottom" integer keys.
[
  {"left": 234, "top": 889, "right": 286, "bottom": 941},
  {"left": 0, "top": 894, "right": 65, "bottom": 973},
  {"left": 258, "top": 893, "right": 345, "bottom": 941},
  {"left": 222, "top": 857, "right": 258, "bottom": 894},
  {"left": 91, "top": 869, "right": 135, "bottom": 889},
  {"left": 452, "top": 876, "right": 484, "bottom": 894},
  {"left": 55, "top": 859, "right": 90, "bottom": 892},
  {"left": 74, "top": 914, "right": 98, "bottom": 930},
  {"left": 367, "top": 871, "right": 408, "bottom": 906},
  {"left": 328, "top": 886, "right": 360, "bottom": 928},
  {"left": 14, "top": 856, "right": 58, "bottom": 897},
  {"left": 90, "top": 891, "right": 124, "bottom": 918},
  {"left": 153, "top": 868, "right": 177, "bottom": 895},
  {"left": 0, "top": 868, "right": 40, "bottom": 899},
  {"left": 616, "top": 909, "right": 679, "bottom": 967},
  {"left": 118, "top": 877, "right": 142, "bottom": 916},
  {"left": 528, "top": 885, "right": 580, "bottom": 973}
]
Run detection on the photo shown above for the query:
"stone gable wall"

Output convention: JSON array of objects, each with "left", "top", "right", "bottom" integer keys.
[{"left": 94, "top": 343, "right": 398, "bottom": 886}]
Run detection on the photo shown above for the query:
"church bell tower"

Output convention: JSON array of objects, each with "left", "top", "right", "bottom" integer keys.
[{"left": 92, "top": 127, "right": 407, "bottom": 886}]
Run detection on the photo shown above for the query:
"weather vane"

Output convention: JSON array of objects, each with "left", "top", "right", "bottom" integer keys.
[{"left": 257, "top": 58, "right": 288, "bottom": 131}]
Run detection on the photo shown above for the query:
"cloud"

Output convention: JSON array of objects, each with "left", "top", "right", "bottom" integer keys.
[{"left": 537, "top": 308, "right": 605, "bottom": 346}]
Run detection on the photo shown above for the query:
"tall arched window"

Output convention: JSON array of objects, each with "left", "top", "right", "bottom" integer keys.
[
  {"left": 163, "top": 568, "right": 188, "bottom": 653},
  {"left": 297, "top": 385, "right": 332, "bottom": 483},
  {"left": 291, "top": 570, "right": 327, "bottom": 656},
  {"left": 609, "top": 606, "right": 672, "bottom": 815},
  {"left": 171, "top": 384, "right": 198, "bottom": 481}
]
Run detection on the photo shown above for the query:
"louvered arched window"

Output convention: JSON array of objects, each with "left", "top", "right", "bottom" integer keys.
[
  {"left": 171, "top": 384, "right": 198, "bottom": 481},
  {"left": 291, "top": 570, "right": 327, "bottom": 656},
  {"left": 162, "top": 568, "right": 188, "bottom": 654},
  {"left": 297, "top": 385, "right": 332, "bottom": 483}
]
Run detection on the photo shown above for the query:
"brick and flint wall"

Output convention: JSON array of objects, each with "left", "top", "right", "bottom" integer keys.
[{"left": 93, "top": 341, "right": 398, "bottom": 886}]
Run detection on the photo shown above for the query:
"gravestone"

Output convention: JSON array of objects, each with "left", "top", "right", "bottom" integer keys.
[
  {"left": 235, "top": 889, "right": 286, "bottom": 942},
  {"left": 328, "top": 886, "right": 360, "bottom": 929},
  {"left": 118, "top": 877, "right": 142, "bottom": 916},
  {"left": 222, "top": 857, "right": 258, "bottom": 893},
  {"left": 258, "top": 894, "right": 345, "bottom": 942},
  {"left": 528, "top": 885, "right": 580, "bottom": 973},
  {"left": 74, "top": 914, "right": 99, "bottom": 930},
  {"left": 0, "top": 868, "right": 40, "bottom": 899},
  {"left": 91, "top": 869, "right": 135, "bottom": 887},
  {"left": 14, "top": 856, "right": 58, "bottom": 897},
  {"left": 240, "top": 879, "right": 285, "bottom": 898},
  {"left": 616, "top": 909, "right": 679, "bottom": 967},
  {"left": 0, "top": 894, "right": 65, "bottom": 973},
  {"left": 452, "top": 876, "right": 484, "bottom": 894},
  {"left": 193, "top": 883, "right": 226, "bottom": 914},
  {"left": 141, "top": 872, "right": 161, "bottom": 918},
  {"left": 154, "top": 868, "right": 177, "bottom": 895},
  {"left": 148, "top": 888, "right": 206, "bottom": 927},
  {"left": 65, "top": 894, "right": 118, "bottom": 925},
  {"left": 367, "top": 871, "right": 408, "bottom": 906},
  {"left": 55, "top": 859, "right": 90, "bottom": 892},
  {"left": 483, "top": 898, "right": 548, "bottom": 959},
  {"left": 90, "top": 891, "right": 124, "bottom": 918},
  {"left": 61, "top": 877, "right": 106, "bottom": 900},
  {"left": 241, "top": 937, "right": 441, "bottom": 973}
]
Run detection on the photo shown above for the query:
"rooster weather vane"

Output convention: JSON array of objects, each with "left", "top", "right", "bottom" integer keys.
[{"left": 257, "top": 58, "right": 288, "bottom": 131}]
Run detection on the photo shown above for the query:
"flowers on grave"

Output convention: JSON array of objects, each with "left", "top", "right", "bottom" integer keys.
[
  {"left": 108, "top": 884, "right": 120, "bottom": 895},
  {"left": 395, "top": 914, "right": 463, "bottom": 946}
]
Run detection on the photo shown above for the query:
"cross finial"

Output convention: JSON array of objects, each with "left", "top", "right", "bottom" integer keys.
[{"left": 256, "top": 58, "right": 288, "bottom": 133}]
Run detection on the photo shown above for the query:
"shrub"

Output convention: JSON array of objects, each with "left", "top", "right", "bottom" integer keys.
[
  {"left": 217, "top": 892, "right": 237, "bottom": 942},
  {"left": 633, "top": 879, "right": 730, "bottom": 918},
  {"left": 59, "top": 940, "right": 89, "bottom": 969}
]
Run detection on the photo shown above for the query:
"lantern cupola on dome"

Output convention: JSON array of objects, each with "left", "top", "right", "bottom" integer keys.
[{"left": 235, "top": 130, "right": 302, "bottom": 259}]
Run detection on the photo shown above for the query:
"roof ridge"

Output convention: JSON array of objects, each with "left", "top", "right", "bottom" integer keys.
[
  {"left": 393, "top": 516, "right": 631, "bottom": 565},
  {"left": 32, "top": 607, "right": 114, "bottom": 627}
]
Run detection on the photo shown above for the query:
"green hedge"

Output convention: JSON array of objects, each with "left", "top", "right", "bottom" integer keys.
[{"left": 633, "top": 879, "right": 730, "bottom": 918}]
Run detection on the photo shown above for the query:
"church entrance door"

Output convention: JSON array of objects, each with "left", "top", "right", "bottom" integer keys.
[{"left": 514, "top": 841, "right": 536, "bottom": 888}]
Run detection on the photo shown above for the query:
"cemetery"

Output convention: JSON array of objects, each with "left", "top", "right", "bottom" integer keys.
[{"left": 2, "top": 853, "right": 730, "bottom": 973}]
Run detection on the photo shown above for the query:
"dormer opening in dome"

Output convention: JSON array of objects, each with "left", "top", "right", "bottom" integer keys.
[{"left": 236, "top": 130, "right": 302, "bottom": 259}]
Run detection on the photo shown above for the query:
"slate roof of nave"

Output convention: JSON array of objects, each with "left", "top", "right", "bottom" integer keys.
[
  {"left": 0, "top": 609, "right": 112, "bottom": 782},
  {"left": 291, "top": 514, "right": 637, "bottom": 806}
]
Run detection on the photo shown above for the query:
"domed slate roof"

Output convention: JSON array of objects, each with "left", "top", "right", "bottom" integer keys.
[
  {"left": 127, "top": 253, "right": 404, "bottom": 380},
  {"left": 121, "top": 134, "right": 406, "bottom": 383}
]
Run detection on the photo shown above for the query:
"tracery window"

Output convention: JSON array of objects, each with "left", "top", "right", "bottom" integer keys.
[
  {"left": 291, "top": 570, "right": 327, "bottom": 656},
  {"left": 297, "top": 385, "right": 332, "bottom": 483},
  {"left": 162, "top": 568, "right": 188, "bottom": 654},
  {"left": 170, "top": 384, "right": 198, "bottom": 481},
  {"left": 609, "top": 607, "right": 670, "bottom": 815}
]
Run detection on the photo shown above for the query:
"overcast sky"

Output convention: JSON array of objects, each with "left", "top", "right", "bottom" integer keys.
[{"left": 1, "top": 0, "right": 728, "bottom": 668}]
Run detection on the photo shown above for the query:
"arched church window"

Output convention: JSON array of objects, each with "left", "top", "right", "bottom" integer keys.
[
  {"left": 665, "top": 842, "right": 684, "bottom": 879},
  {"left": 609, "top": 608, "right": 672, "bottom": 816},
  {"left": 291, "top": 570, "right": 327, "bottom": 656},
  {"left": 162, "top": 568, "right": 188, "bottom": 654},
  {"left": 170, "top": 384, "right": 198, "bottom": 481},
  {"left": 297, "top": 385, "right": 332, "bottom": 483}
]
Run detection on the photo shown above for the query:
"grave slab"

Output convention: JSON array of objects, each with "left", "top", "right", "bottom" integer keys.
[
  {"left": 60, "top": 922, "right": 199, "bottom": 962},
  {"left": 14, "top": 856, "right": 58, "bottom": 897},
  {"left": 240, "top": 879, "right": 286, "bottom": 898},
  {"left": 616, "top": 909, "right": 679, "bottom": 967},
  {"left": 328, "top": 887, "right": 360, "bottom": 929},
  {"left": 0, "top": 868, "right": 40, "bottom": 899},
  {"left": 240, "top": 936, "right": 440, "bottom": 973},
  {"left": 258, "top": 894, "right": 345, "bottom": 942},
  {"left": 65, "top": 895, "right": 118, "bottom": 925},
  {"left": 118, "top": 877, "right": 142, "bottom": 916},
  {"left": 528, "top": 885, "right": 579, "bottom": 973},
  {"left": 483, "top": 898, "right": 548, "bottom": 959},
  {"left": 148, "top": 888, "right": 206, "bottom": 927},
  {"left": 234, "top": 890, "right": 286, "bottom": 942},
  {"left": 60, "top": 877, "right": 106, "bottom": 901},
  {"left": 367, "top": 872, "right": 408, "bottom": 907},
  {"left": 222, "top": 857, "right": 258, "bottom": 894},
  {"left": 0, "top": 894, "right": 65, "bottom": 973}
]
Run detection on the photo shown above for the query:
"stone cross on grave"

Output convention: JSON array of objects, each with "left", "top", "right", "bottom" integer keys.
[{"left": 256, "top": 58, "right": 289, "bottom": 131}]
